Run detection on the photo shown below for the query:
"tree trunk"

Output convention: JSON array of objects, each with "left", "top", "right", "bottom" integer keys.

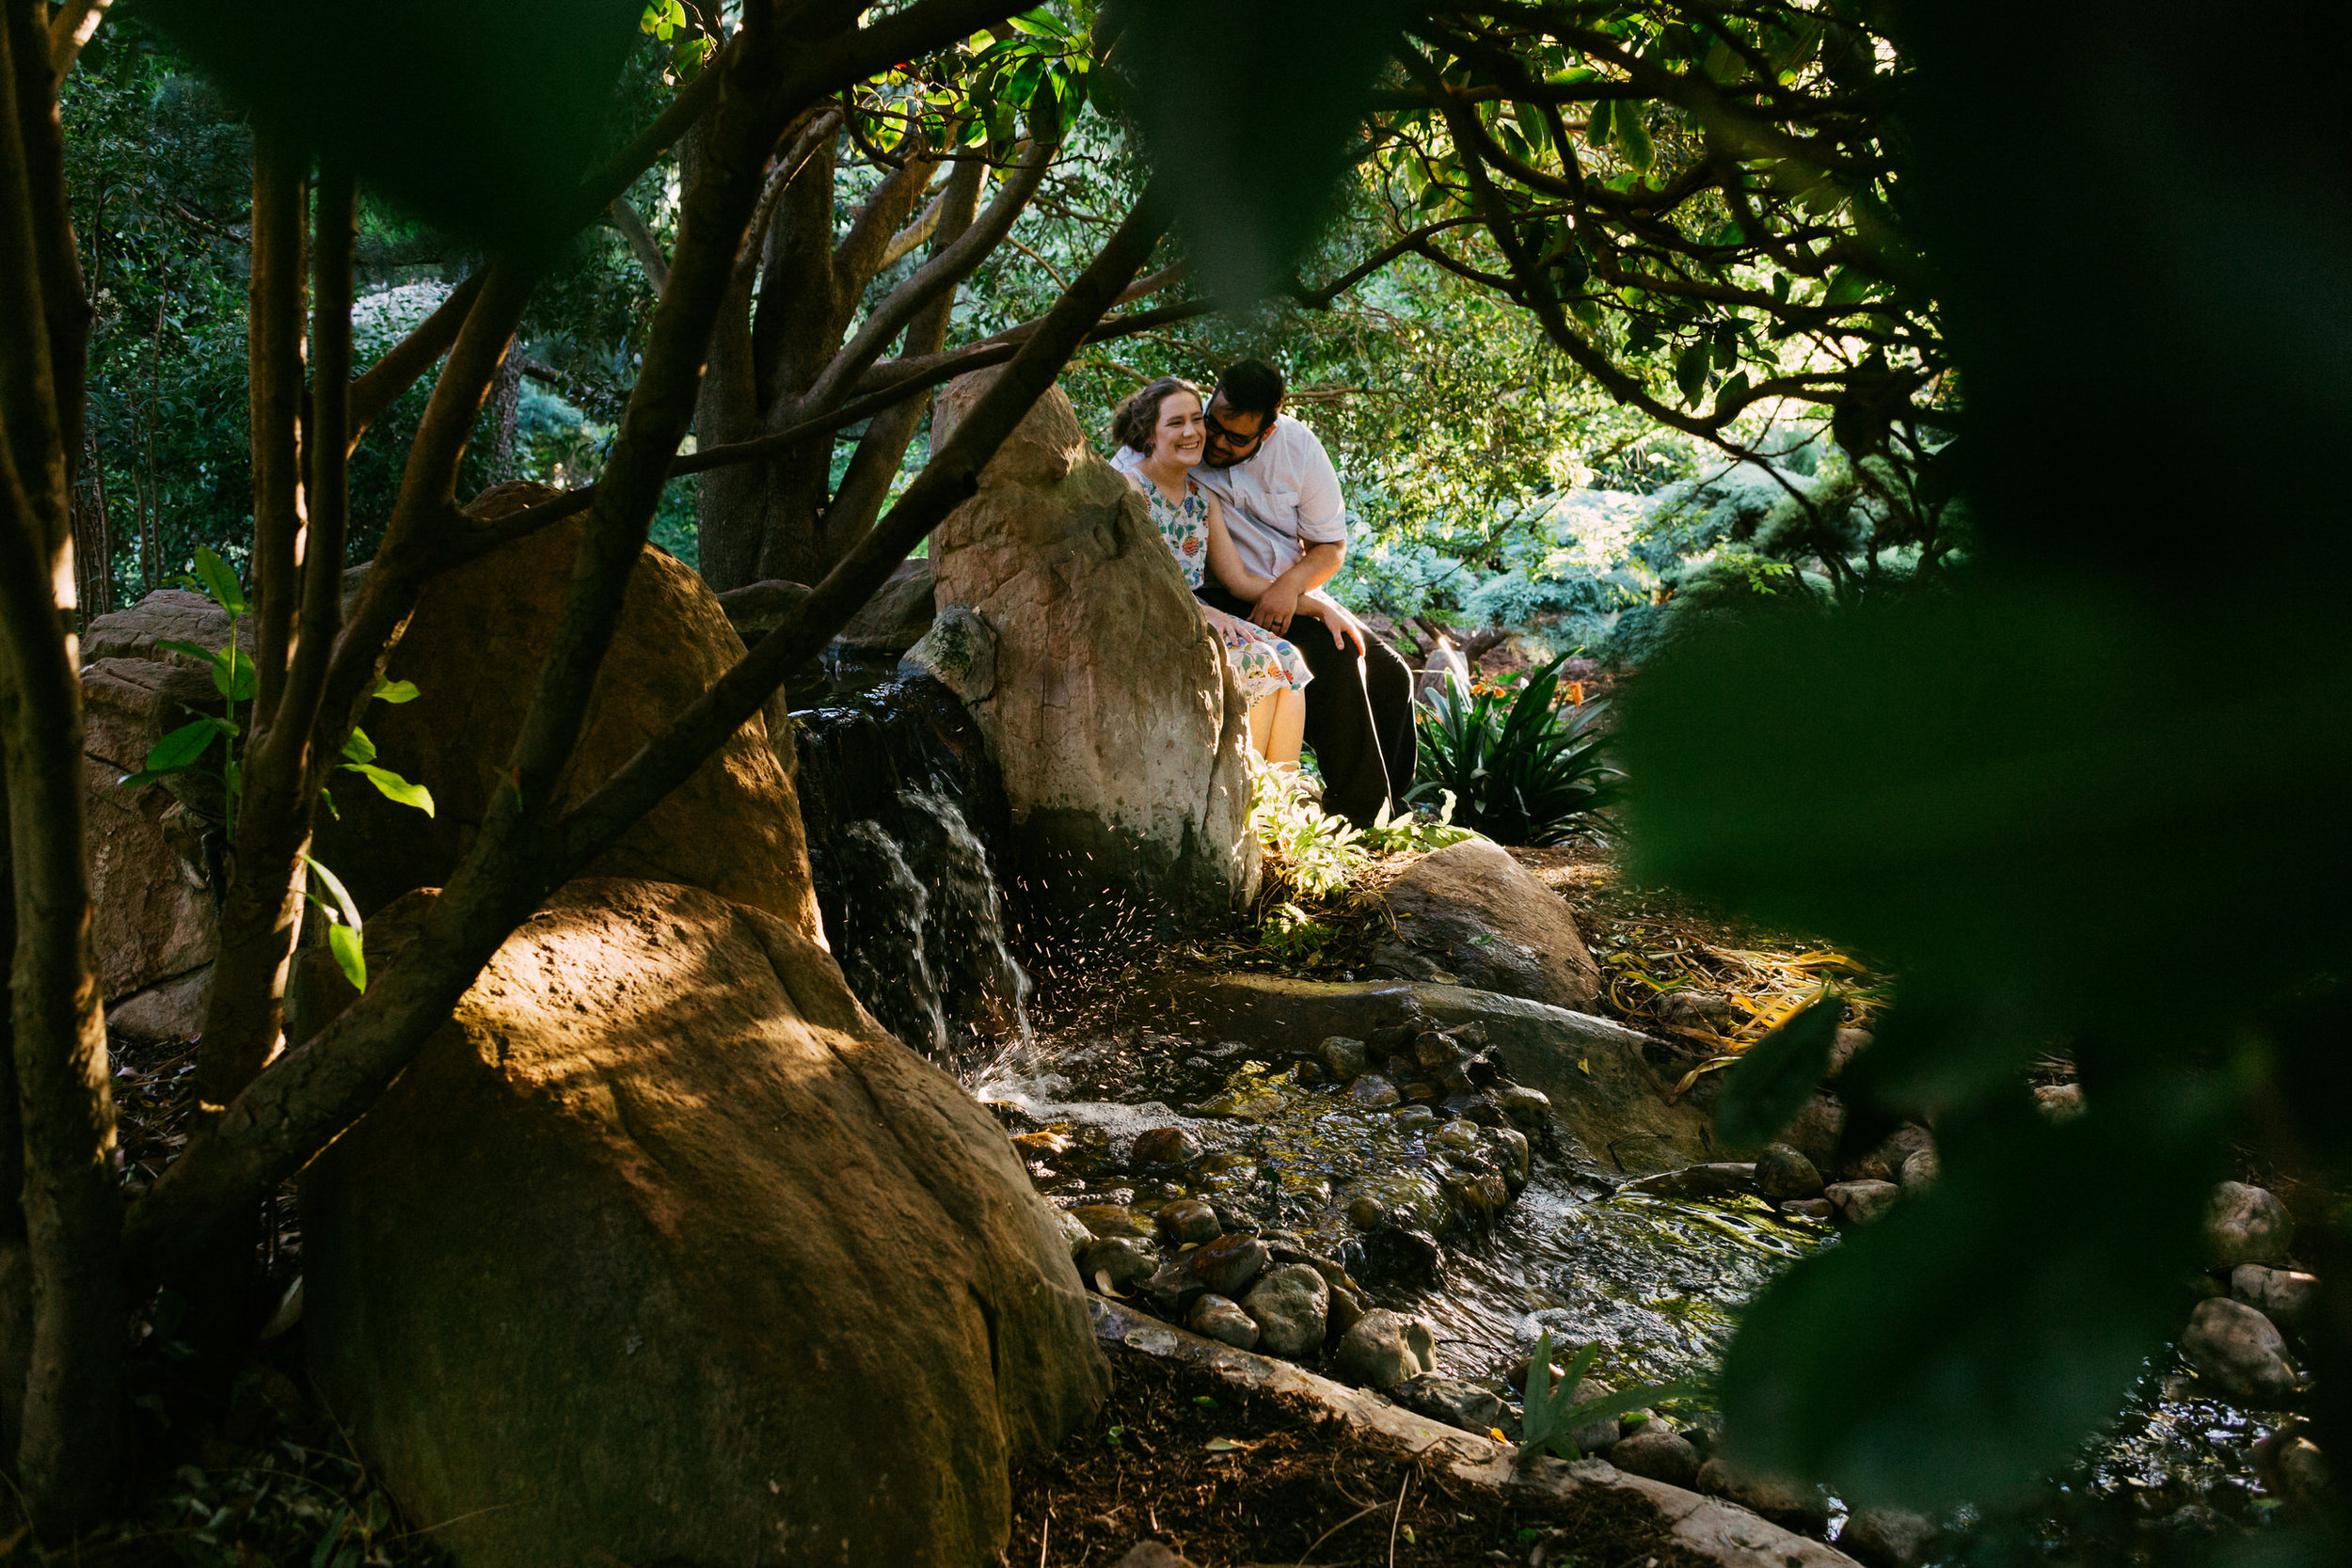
[
  {"left": 0, "top": 776, "right": 29, "bottom": 1471},
  {"left": 694, "top": 121, "right": 943, "bottom": 591}
]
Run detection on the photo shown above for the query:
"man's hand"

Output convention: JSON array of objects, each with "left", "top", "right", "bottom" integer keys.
[
  {"left": 1304, "top": 591, "right": 1369, "bottom": 655},
  {"left": 1249, "top": 578, "right": 1305, "bottom": 636}
]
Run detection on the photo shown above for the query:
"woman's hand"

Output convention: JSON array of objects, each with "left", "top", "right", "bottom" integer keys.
[{"left": 1298, "top": 590, "right": 1369, "bottom": 654}]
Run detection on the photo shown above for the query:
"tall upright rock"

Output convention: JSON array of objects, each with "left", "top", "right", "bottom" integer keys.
[
  {"left": 78, "top": 590, "right": 245, "bottom": 1039},
  {"left": 928, "top": 371, "right": 1259, "bottom": 927}
]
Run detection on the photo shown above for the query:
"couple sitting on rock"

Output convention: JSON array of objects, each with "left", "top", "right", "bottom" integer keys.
[{"left": 1110, "top": 359, "right": 1414, "bottom": 829}]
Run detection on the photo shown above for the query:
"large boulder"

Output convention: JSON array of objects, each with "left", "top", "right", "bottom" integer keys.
[
  {"left": 78, "top": 591, "right": 246, "bottom": 1039},
  {"left": 302, "top": 878, "right": 1104, "bottom": 1567},
  {"left": 928, "top": 370, "right": 1258, "bottom": 927},
  {"left": 1367, "top": 838, "right": 1602, "bottom": 1009},
  {"left": 1163, "top": 972, "right": 1719, "bottom": 1176},
  {"left": 837, "top": 556, "right": 938, "bottom": 653},
  {"left": 315, "top": 484, "right": 819, "bottom": 936}
]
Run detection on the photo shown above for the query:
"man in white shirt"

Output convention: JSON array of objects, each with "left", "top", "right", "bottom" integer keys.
[{"left": 1180, "top": 358, "right": 1415, "bottom": 827}]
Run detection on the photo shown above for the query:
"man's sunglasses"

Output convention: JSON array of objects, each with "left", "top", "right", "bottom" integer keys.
[{"left": 1204, "top": 411, "right": 1272, "bottom": 449}]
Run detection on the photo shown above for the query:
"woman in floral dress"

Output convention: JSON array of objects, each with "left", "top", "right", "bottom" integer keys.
[{"left": 1112, "top": 377, "right": 1312, "bottom": 768}]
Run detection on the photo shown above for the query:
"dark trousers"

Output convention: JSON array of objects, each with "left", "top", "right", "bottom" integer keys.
[{"left": 1198, "top": 583, "right": 1417, "bottom": 827}]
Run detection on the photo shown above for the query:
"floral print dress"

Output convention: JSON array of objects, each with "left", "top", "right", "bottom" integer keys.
[{"left": 1131, "top": 471, "right": 1312, "bottom": 705}]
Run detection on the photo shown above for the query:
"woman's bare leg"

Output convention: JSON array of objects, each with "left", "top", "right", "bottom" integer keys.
[
  {"left": 1264, "top": 689, "right": 1307, "bottom": 768},
  {"left": 1248, "top": 692, "right": 1279, "bottom": 759}
]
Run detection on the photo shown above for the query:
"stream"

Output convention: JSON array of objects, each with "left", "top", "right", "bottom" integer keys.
[{"left": 789, "top": 670, "right": 2304, "bottom": 1567}]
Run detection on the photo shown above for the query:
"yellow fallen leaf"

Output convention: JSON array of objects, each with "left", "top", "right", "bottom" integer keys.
[{"left": 1578, "top": 1057, "right": 1592, "bottom": 1075}]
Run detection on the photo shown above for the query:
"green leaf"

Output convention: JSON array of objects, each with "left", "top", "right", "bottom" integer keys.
[
  {"left": 342, "top": 727, "right": 377, "bottom": 765},
  {"left": 1715, "top": 994, "right": 1844, "bottom": 1148},
  {"left": 1674, "top": 344, "right": 1710, "bottom": 404},
  {"left": 1584, "top": 97, "right": 1614, "bottom": 150},
  {"left": 327, "top": 924, "right": 367, "bottom": 993},
  {"left": 1715, "top": 370, "right": 1753, "bottom": 409},
  {"left": 189, "top": 545, "right": 246, "bottom": 613},
  {"left": 1564, "top": 1381, "right": 1707, "bottom": 1426},
  {"left": 301, "top": 853, "right": 364, "bottom": 931},
  {"left": 342, "top": 763, "right": 435, "bottom": 816},
  {"left": 372, "top": 678, "right": 421, "bottom": 705},
  {"left": 141, "top": 717, "right": 224, "bottom": 774},
  {"left": 1824, "top": 265, "right": 1874, "bottom": 306},
  {"left": 1611, "top": 102, "right": 1654, "bottom": 173}
]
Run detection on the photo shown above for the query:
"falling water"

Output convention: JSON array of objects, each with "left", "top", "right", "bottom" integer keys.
[
  {"left": 828, "top": 818, "right": 951, "bottom": 1058},
  {"left": 791, "top": 674, "right": 1033, "bottom": 1074}
]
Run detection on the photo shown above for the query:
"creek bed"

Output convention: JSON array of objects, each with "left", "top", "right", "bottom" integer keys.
[{"left": 989, "top": 1022, "right": 2306, "bottom": 1566}]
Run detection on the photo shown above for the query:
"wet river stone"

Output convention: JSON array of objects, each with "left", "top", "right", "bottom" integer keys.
[
  {"left": 1154, "top": 1198, "right": 1221, "bottom": 1247},
  {"left": 1695, "top": 1458, "right": 1830, "bottom": 1528},
  {"left": 2204, "top": 1181, "right": 2294, "bottom": 1268},
  {"left": 1131, "top": 1126, "right": 1201, "bottom": 1169},
  {"left": 2183, "top": 1297, "right": 2299, "bottom": 1403},
  {"left": 1053, "top": 1209, "right": 1092, "bottom": 1257},
  {"left": 1188, "top": 1233, "right": 1269, "bottom": 1296},
  {"left": 1755, "top": 1142, "right": 1823, "bottom": 1201},
  {"left": 1494, "top": 1084, "right": 1549, "bottom": 1128},
  {"left": 1071, "top": 1203, "right": 1153, "bottom": 1239},
  {"left": 2233, "top": 1263, "right": 2320, "bottom": 1328},
  {"left": 1334, "top": 1309, "right": 1438, "bottom": 1387},
  {"left": 1081, "top": 1236, "right": 1159, "bottom": 1292},
  {"left": 1606, "top": 1429, "right": 1701, "bottom": 1489},
  {"left": 1346, "top": 1074, "right": 1400, "bottom": 1107},
  {"left": 1186, "top": 1293, "right": 1261, "bottom": 1350},
  {"left": 1240, "top": 1264, "right": 1329, "bottom": 1357},
  {"left": 1393, "top": 1373, "right": 1503, "bottom": 1434},
  {"left": 1317, "top": 1035, "right": 1368, "bottom": 1080},
  {"left": 1841, "top": 1507, "right": 1937, "bottom": 1568},
  {"left": 1825, "top": 1179, "right": 1901, "bottom": 1226},
  {"left": 1486, "top": 1125, "right": 1532, "bottom": 1185}
]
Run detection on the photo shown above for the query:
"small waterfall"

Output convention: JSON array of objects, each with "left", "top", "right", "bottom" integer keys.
[
  {"left": 905, "top": 790, "right": 1034, "bottom": 1057},
  {"left": 828, "top": 818, "right": 951, "bottom": 1058},
  {"left": 792, "top": 674, "right": 1032, "bottom": 1074}
]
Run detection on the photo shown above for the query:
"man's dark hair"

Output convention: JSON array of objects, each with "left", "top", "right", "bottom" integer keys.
[{"left": 1215, "top": 358, "right": 1286, "bottom": 422}]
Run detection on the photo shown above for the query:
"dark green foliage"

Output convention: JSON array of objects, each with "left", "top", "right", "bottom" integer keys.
[
  {"left": 140, "top": 0, "right": 643, "bottom": 246},
  {"left": 1712, "top": 995, "right": 1844, "bottom": 1149},
  {"left": 1108, "top": 0, "right": 1416, "bottom": 302},
  {"left": 1411, "top": 657, "right": 1620, "bottom": 846},
  {"left": 1619, "top": 0, "right": 2352, "bottom": 1532}
]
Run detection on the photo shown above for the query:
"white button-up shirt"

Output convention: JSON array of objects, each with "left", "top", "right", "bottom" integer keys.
[{"left": 1111, "top": 413, "right": 1347, "bottom": 584}]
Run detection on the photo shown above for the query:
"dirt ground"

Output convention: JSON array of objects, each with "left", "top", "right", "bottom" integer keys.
[{"left": 1005, "top": 1344, "right": 1716, "bottom": 1568}]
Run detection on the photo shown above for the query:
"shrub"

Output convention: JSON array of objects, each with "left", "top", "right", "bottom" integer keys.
[{"left": 1412, "top": 655, "right": 1621, "bottom": 846}]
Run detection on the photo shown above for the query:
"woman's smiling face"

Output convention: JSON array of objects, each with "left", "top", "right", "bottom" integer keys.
[{"left": 1152, "top": 389, "right": 1206, "bottom": 466}]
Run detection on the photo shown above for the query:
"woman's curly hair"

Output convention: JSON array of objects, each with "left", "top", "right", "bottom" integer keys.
[{"left": 1111, "top": 375, "right": 1203, "bottom": 454}]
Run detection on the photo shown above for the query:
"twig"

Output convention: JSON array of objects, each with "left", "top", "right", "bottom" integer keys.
[
  {"left": 1386, "top": 1472, "right": 1409, "bottom": 1568},
  {"left": 1292, "top": 1498, "right": 1388, "bottom": 1565},
  {"left": 1039, "top": 1502, "right": 1050, "bottom": 1567}
]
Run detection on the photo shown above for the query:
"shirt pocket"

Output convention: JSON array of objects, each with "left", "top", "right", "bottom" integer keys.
[{"left": 1263, "top": 487, "right": 1300, "bottom": 528}]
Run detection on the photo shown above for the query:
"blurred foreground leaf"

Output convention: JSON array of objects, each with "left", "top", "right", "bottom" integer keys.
[
  {"left": 1721, "top": 1080, "right": 2229, "bottom": 1509},
  {"left": 142, "top": 0, "right": 643, "bottom": 245},
  {"left": 1713, "top": 994, "right": 1842, "bottom": 1149},
  {"left": 1104, "top": 0, "right": 1410, "bottom": 301}
]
